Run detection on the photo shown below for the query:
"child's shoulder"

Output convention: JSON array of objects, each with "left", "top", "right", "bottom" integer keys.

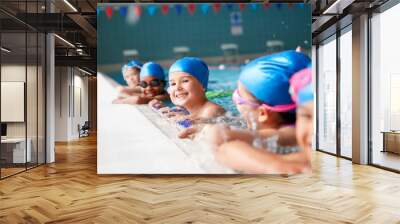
[
  {"left": 200, "top": 101, "right": 225, "bottom": 118},
  {"left": 206, "top": 101, "right": 225, "bottom": 112},
  {"left": 206, "top": 100, "right": 224, "bottom": 109}
]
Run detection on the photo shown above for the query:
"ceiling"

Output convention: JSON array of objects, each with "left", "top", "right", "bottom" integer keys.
[
  {"left": 1, "top": 0, "right": 96, "bottom": 72},
  {"left": 311, "top": 0, "right": 389, "bottom": 42}
]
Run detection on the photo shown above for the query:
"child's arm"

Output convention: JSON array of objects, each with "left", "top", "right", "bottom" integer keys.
[
  {"left": 112, "top": 95, "right": 147, "bottom": 104},
  {"left": 117, "top": 86, "right": 142, "bottom": 97},
  {"left": 177, "top": 126, "right": 198, "bottom": 139},
  {"left": 128, "top": 92, "right": 169, "bottom": 105},
  {"left": 113, "top": 94, "right": 158, "bottom": 105},
  {"left": 203, "top": 124, "right": 260, "bottom": 147},
  {"left": 203, "top": 124, "right": 293, "bottom": 149},
  {"left": 215, "top": 140, "right": 311, "bottom": 174},
  {"left": 201, "top": 103, "right": 226, "bottom": 120}
]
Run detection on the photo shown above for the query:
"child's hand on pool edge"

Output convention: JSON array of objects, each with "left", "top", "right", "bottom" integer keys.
[
  {"left": 149, "top": 99, "right": 160, "bottom": 107},
  {"left": 112, "top": 96, "right": 126, "bottom": 104},
  {"left": 161, "top": 108, "right": 189, "bottom": 120},
  {"left": 177, "top": 127, "right": 198, "bottom": 139},
  {"left": 149, "top": 99, "right": 166, "bottom": 110}
]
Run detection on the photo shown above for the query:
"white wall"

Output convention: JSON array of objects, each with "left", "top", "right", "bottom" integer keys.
[
  {"left": 1, "top": 66, "right": 26, "bottom": 131},
  {"left": 72, "top": 73, "right": 89, "bottom": 138},
  {"left": 1, "top": 65, "right": 27, "bottom": 142},
  {"left": 1, "top": 64, "right": 46, "bottom": 164},
  {"left": 55, "top": 66, "right": 69, "bottom": 141},
  {"left": 54, "top": 67, "right": 89, "bottom": 141},
  {"left": 1, "top": 65, "right": 40, "bottom": 138}
]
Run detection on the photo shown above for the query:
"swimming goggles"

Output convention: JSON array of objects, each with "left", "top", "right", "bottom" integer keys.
[
  {"left": 232, "top": 89, "right": 296, "bottom": 112},
  {"left": 139, "top": 79, "right": 162, "bottom": 88}
]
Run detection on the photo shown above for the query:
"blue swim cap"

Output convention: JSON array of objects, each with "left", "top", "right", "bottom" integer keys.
[
  {"left": 298, "top": 83, "right": 313, "bottom": 105},
  {"left": 169, "top": 57, "right": 209, "bottom": 90},
  {"left": 122, "top": 60, "right": 142, "bottom": 75},
  {"left": 127, "top": 60, "right": 143, "bottom": 69},
  {"left": 239, "top": 50, "right": 311, "bottom": 109},
  {"left": 140, "top": 62, "right": 165, "bottom": 81}
]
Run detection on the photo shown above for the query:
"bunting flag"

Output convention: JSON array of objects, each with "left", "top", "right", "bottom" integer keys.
[
  {"left": 105, "top": 6, "right": 113, "bottom": 19},
  {"left": 175, "top": 4, "right": 183, "bottom": 15},
  {"left": 119, "top": 6, "right": 128, "bottom": 17},
  {"left": 161, "top": 4, "right": 169, "bottom": 15},
  {"left": 263, "top": 3, "right": 271, "bottom": 10},
  {"left": 134, "top": 5, "right": 142, "bottom": 17},
  {"left": 239, "top": 3, "right": 246, "bottom": 11},
  {"left": 127, "top": 5, "right": 140, "bottom": 25},
  {"left": 147, "top": 5, "right": 157, "bottom": 16},
  {"left": 226, "top": 3, "right": 234, "bottom": 11},
  {"left": 250, "top": 3, "right": 259, "bottom": 10},
  {"left": 101, "top": 3, "right": 308, "bottom": 20},
  {"left": 212, "top": 3, "right": 221, "bottom": 13},
  {"left": 187, "top": 3, "right": 196, "bottom": 15},
  {"left": 201, "top": 3, "right": 210, "bottom": 14}
]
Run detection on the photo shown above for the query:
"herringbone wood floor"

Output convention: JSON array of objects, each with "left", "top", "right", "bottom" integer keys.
[{"left": 1, "top": 135, "right": 400, "bottom": 224}]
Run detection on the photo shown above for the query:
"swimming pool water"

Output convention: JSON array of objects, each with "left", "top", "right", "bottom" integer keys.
[{"left": 207, "top": 69, "right": 241, "bottom": 116}]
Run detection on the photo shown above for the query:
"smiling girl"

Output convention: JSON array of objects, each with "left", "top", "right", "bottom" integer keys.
[{"left": 154, "top": 57, "right": 225, "bottom": 138}]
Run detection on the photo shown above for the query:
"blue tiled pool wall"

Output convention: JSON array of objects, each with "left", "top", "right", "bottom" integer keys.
[{"left": 98, "top": 4, "right": 311, "bottom": 65}]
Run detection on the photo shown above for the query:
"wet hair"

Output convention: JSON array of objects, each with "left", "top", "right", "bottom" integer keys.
[
  {"left": 278, "top": 111, "right": 296, "bottom": 125},
  {"left": 123, "top": 67, "right": 141, "bottom": 79},
  {"left": 249, "top": 92, "right": 297, "bottom": 125},
  {"left": 132, "top": 67, "right": 141, "bottom": 74}
]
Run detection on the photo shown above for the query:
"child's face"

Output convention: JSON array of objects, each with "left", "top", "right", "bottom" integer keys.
[
  {"left": 296, "top": 102, "right": 313, "bottom": 152},
  {"left": 123, "top": 68, "right": 140, "bottom": 87},
  {"left": 168, "top": 72, "right": 205, "bottom": 107},
  {"left": 234, "top": 82, "right": 261, "bottom": 129},
  {"left": 140, "top": 76, "right": 164, "bottom": 97}
]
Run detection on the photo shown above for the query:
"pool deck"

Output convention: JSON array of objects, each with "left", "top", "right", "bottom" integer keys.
[{"left": 97, "top": 73, "right": 234, "bottom": 174}]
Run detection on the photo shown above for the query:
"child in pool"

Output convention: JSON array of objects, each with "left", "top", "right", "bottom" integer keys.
[
  {"left": 211, "top": 67, "right": 314, "bottom": 174},
  {"left": 151, "top": 57, "right": 225, "bottom": 138},
  {"left": 113, "top": 62, "right": 169, "bottom": 104},
  {"left": 202, "top": 51, "right": 311, "bottom": 174},
  {"left": 290, "top": 68, "right": 314, "bottom": 169},
  {"left": 116, "top": 60, "right": 143, "bottom": 98}
]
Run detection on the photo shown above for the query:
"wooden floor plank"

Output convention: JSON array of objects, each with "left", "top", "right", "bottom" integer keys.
[{"left": 0, "top": 135, "right": 400, "bottom": 223}]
